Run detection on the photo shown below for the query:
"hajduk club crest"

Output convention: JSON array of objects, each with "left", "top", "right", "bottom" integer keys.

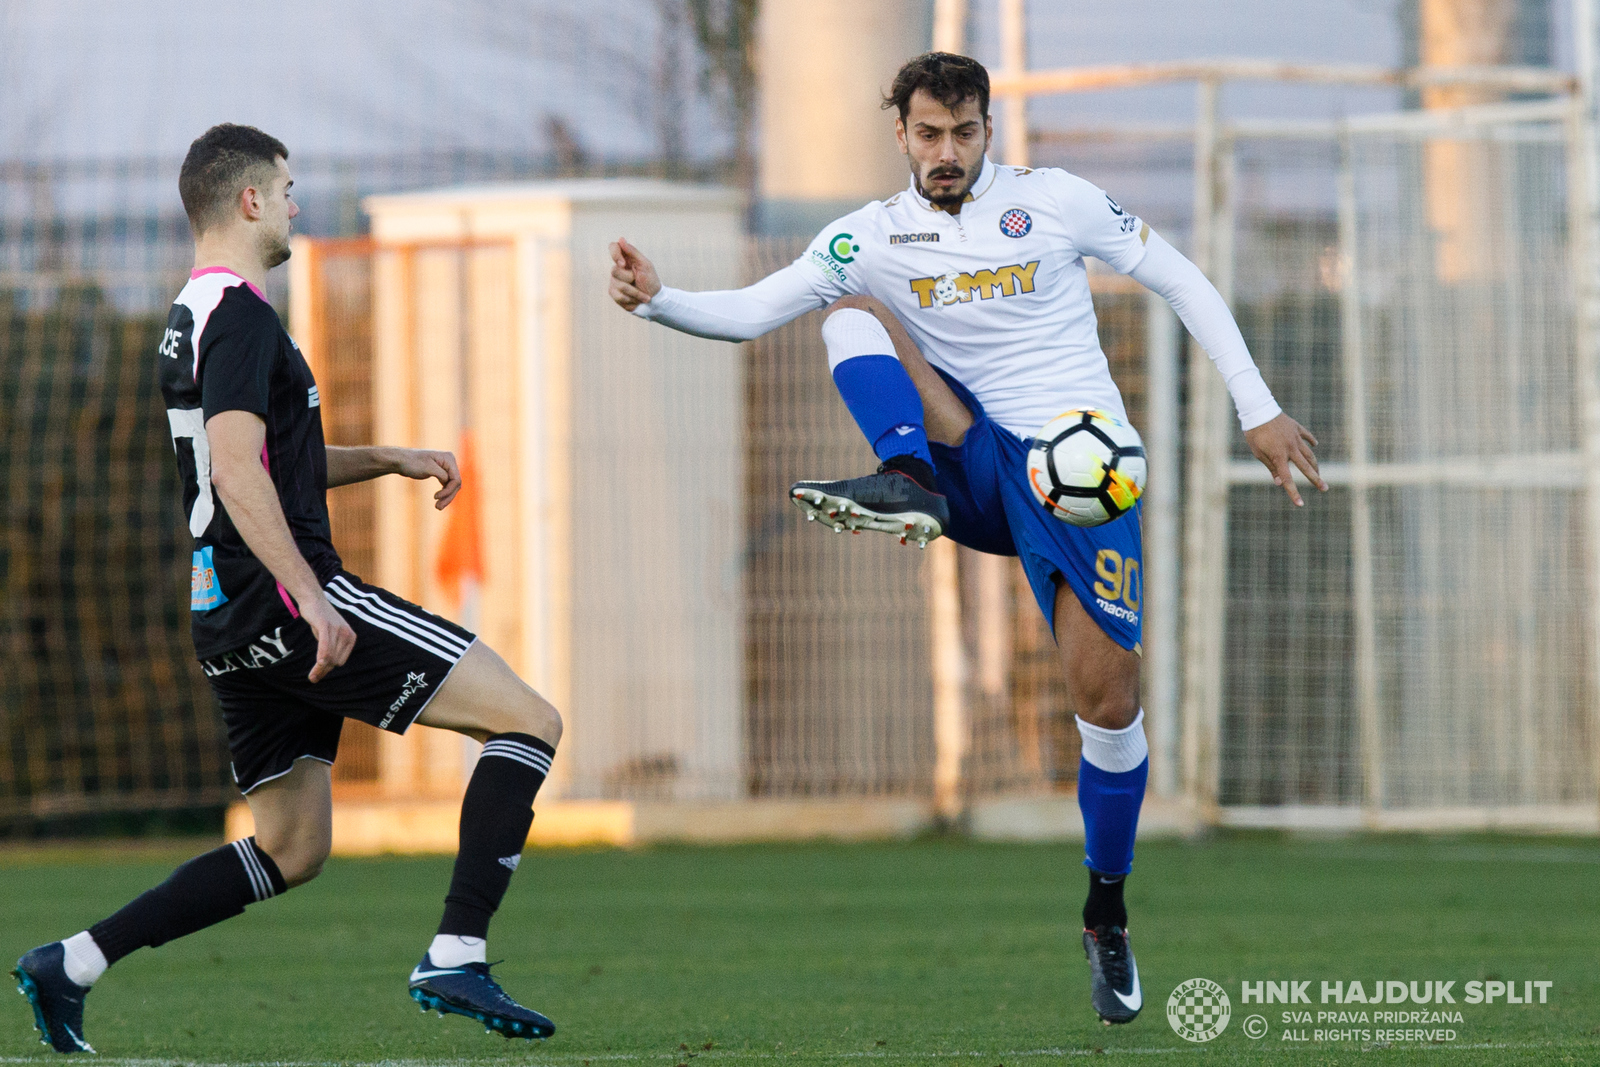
[{"left": 999, "top": 208, "right": 1032, "bottom": 238}]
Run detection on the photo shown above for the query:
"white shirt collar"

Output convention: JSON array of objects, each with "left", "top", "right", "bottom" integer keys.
[{"left": 907, "top": 156, "right": 998, "bottom": 212}]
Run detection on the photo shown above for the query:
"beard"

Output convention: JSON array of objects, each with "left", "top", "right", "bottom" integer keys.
[
  {"left": 260, "top": 228, "right": 292, "bottom": 270},
  {"left": 917, "top": 162, "right": 979, "bottom": 208}
]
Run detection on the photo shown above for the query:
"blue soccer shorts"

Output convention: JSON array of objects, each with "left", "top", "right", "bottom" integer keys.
[{"left": 928, "top": 372, "right": 1143, "bottom": 652}]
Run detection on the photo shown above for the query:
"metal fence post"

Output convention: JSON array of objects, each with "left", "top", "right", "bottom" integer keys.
[
  {"left": 1337, "top": 131, "right": 1384, "bottom": 820},
  {"left": 1570, "top": 0, "right": 1600, "bottom": 819},
  {"left": 999, "top": 0, "right": 1029, "bottom": 167},
  {"left": 1179, "top": 77, "right": 1231, "bottom": 821},
  {"left": 1144, "top": 293, "right": 1181, "bottom": 799}
]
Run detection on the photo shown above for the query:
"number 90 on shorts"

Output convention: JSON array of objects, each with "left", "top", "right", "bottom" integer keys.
[{"left": 1093, "top": 549, "right": 1141, "bottom": 613}]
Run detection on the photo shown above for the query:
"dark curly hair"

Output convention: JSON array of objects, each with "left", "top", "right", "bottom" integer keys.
[
  {"left": 179, "top": 124, "right": 289, "bottom": 235},
  {"left": 882, "top": 52, "right": 990, "bottom": 122}
]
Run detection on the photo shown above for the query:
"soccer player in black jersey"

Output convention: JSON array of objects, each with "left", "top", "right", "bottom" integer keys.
[{"left": 14, "top": 125, "right": 562, "bottom": 1052}]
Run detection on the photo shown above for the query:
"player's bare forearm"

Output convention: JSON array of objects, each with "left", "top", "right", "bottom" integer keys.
[
  {"left": 1243, "top": 412, "right": 1327, "bottom": 507},
  {"left": 210, "top": 411, "right": 356, "bottom": 681},
  {"left": 208, "top": 411, "right": 327, "bottom": 606},
  {"left": 326, "top": 445, "right": 461, "bottom": 508},
  {"left": 325, "top": 445, "right": 401, "bottom": 487}
]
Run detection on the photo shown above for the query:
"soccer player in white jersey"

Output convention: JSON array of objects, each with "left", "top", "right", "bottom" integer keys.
[{"left": 609, "top": 53, "right": 1324, "bottom": 1025}]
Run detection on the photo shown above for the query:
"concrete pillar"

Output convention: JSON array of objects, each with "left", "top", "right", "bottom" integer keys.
[
  {"left": 1420, "top": 0, "right": 1518, "bottom": 281},
  {"left": 755, "top": 0, "right": 931, "bottom": 234}
]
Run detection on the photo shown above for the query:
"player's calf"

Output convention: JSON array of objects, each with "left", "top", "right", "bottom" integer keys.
[
  {"left": 13, "top": 834, "right": 292, "bottom": 1053},
  {"left": 408, "top": 640, "right": 561, "bottom": 1036}
]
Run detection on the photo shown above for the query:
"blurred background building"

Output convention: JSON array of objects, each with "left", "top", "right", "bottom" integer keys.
[{"left": 2, "top": 0, "right": 1596, "bottom": 843}]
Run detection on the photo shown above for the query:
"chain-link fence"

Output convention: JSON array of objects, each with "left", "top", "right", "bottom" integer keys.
[
  {"left": 0, "top": 285, "right": 232, "bottom": 826},
  {"left": 4, "top": 90, "right": 1596, "bottom": 831}
]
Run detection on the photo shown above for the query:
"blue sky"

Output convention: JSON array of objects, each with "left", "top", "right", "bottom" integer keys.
[{"left": 2, "top": 0, "right": 1571, "bottom": 163}]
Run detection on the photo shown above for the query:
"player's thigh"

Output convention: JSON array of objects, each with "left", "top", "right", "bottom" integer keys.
[
  {"left": 1052, "top": 581, "right": 1140, "bottom": 730},
  {"left": 209, "top": 655, "right": 341, "bottom": 884},
  {"left": 414, "top": 640, "right": 562, "bottom": 746},
  {"left": 244, "top": 756, "right": 333, "bottom": 886},
  {"left": 1001, "top": 455, "right": 1143, "bottom": 727}
]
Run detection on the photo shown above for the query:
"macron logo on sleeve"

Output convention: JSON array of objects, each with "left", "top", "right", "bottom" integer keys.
[{"left": 308, "top": 386, "right": 320, "bottom": 408}]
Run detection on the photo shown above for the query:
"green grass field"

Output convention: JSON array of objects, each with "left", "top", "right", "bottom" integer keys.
[{"left": 3, "top": 834, "right": 1597, "bottom": 1065}]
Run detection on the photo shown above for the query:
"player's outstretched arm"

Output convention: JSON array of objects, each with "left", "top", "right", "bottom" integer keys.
[
  {"left": 325, "top": 445, "right": 461, "bottom": 509},
  {"left": 209, "top": 410, "right": 355, "bottom": 681},
  {"left": 1128, "top": 229, "right": 1327, "bottom": 507},
  {"left": 606, "top": 235, "right": 828, "bottom": 342}
]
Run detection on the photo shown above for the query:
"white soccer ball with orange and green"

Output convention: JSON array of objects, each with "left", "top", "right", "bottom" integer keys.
[{"left": 1026, "top": 409, "right": 1147, "bottom": 527}]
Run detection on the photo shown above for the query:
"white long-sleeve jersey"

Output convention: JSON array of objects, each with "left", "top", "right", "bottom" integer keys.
[{"left": 636, "top": 156, "right": 1280, "bottom": 437}]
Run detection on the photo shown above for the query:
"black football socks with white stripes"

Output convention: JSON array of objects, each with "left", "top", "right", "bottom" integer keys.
[
  {"left": 58, "top": 836, "right": 287, "bottom": 987},
  {"left": 55, "top": 735, "right": 556, "bottom": 984},
  {"left": 429, "top": 733, "right": 555, "bottom": 964}
]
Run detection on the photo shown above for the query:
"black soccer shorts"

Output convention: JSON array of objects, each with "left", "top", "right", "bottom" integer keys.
[{"left": 202, "top": 572, "right": 477, "bottom": 793}]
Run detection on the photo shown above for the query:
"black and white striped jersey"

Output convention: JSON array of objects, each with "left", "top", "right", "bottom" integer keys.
[{"left": 158, "top": 267, "right": 341, "bottom": 657}]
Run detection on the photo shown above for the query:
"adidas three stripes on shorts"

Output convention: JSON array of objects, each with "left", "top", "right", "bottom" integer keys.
[{"left": 202, "top": 571, "right": 478, "bottom": 793}]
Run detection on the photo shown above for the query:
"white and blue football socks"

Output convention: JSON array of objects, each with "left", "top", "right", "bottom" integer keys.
[
  {"left": 1075, "top": 709, "right": 1149, "bottom": 927},
  {"left": 823, "top": 308, "right": 933, "bottom": 467}
]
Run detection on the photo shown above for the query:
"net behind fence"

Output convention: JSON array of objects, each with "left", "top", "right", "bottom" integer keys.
[
  {"left": 1351, "top": 119, "right": 1595, "bottom": 812},
  {"left": 1216, "top": 109, "right": 1597, "bottom": 818},
  {"left": 5, "top": 109, "right": 1597, "bottom": 827},
  {"left": 0, "top": 286, "right": 231, "bottom": 824}
]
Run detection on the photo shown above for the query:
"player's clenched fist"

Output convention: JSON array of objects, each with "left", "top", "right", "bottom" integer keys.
[{"left": 608, "top": 238, "right": 661, "bottom": 311}]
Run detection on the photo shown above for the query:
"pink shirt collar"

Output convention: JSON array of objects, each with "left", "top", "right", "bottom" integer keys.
[{"left": 191, "top": 265, "right": 266, "bottom": 302}]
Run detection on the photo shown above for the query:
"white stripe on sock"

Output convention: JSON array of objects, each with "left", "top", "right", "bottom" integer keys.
[
  {"left": 327, "top": 577, "right": 469, "bottom": 657},
  {"left": 478, "top": 747, "right": 552, "bottom": 774},
  {"left": 243, "top": 839, "right": 278, "bottom": 900},
  {"left": 1075, "top": 709, "right": 1150, "bottom": 774},
  {"left": 232, "top": 840, "right": 268, "bottom": 901},
  {"left": 480, "top": 740, "right": 552, "bottom": 759},
  {"left": 479, "top": 740, "right": 552, "bottom": 765}
]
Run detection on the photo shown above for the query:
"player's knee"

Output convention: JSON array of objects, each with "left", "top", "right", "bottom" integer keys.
[
  {"left": 492, "top": 689, "right": 563, "bottom": 747},
  {"left": 255, "top": 825, "right": 331, "bottom": 888},
  {"left": 279, "top": 852, "right": 327, "bottom": 889},
  {"left": 1077, "top": 694, "right": 1140, "bottom": 732}
]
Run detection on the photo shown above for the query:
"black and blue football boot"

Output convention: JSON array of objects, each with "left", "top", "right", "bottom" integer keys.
[
  {"left": 790, "top": 455, "right": 949, "bottom": 549},
  {"left": 407, "top": 953, "right": 554, "bottom": 1039},
  {"left": 1083, "top": 925, "right": 1142, "bottom": 1025},
  {"left": 13, "top": 943, "right": 95, "bottom": 1053}
]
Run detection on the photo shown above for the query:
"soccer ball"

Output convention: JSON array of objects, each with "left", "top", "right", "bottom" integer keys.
[{"left": 1027, "top": 409, "right": 1146, "bottom": 527}]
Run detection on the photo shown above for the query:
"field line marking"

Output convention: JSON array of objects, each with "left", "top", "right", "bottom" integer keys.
[{"left": 4, "top": 1042, "right": 1596, "bottom": 1066}]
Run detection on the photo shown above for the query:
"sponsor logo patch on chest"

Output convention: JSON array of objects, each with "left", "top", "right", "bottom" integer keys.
[{"left": 908, "top": 261, "right": 1041, "bottom": 309}]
